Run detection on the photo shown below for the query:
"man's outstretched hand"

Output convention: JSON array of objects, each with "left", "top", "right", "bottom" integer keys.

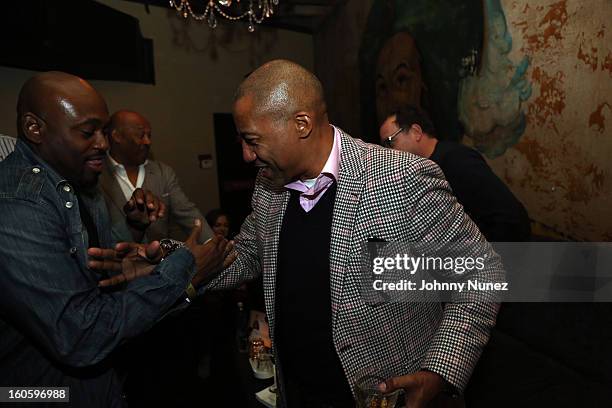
[
  {"left": 88, "top": 241, "right": 162, "bottom": 287},
  {"left": 88, "top": 219, "right": 237, "bottom": 288},
  {"left": 185, "top": 219, "right": 236, "bottom": 287}
]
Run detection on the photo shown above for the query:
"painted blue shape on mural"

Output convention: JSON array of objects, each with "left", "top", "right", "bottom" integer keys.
[{"left": 458, "top": 0, "right": 533, "bottom": 158}]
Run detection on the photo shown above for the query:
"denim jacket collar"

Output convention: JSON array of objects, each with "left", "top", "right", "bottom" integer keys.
[{"left": 15, "top": 138, "right": 69, "bottom": 190}]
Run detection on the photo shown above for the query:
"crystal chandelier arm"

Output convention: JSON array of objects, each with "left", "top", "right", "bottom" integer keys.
[{"left": 169, "top": 0, "right": 277, "bottom": 30}]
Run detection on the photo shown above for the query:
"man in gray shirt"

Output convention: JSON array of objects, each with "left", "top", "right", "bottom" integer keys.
[{"left": 100, "top": 110, "right": 212, "bottom": 243}]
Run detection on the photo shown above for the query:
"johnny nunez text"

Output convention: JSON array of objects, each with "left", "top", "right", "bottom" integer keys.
[{"left": 373, "top": 279, "right": 508, "bottom": 292}]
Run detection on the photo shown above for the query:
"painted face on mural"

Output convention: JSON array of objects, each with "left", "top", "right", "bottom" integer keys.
[{"left": 375, "top": 31, "right": 424, "bottom": 125}]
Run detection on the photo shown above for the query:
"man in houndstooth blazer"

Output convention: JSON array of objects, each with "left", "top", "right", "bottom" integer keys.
[{"left": 208, "top": 60, "right": 503, "bottom": 407}]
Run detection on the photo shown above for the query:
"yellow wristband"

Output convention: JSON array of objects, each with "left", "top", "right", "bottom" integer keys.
[{"left": 186, "top": 282, "right": 197, "bottom": 301}]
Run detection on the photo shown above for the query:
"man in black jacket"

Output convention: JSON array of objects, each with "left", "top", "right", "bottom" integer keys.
[{"left": 380, "top": 106, "right": 530, "bottom": 242}]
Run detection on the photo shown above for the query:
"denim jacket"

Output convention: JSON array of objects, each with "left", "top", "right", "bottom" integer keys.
[{"left": 0, "top": 140, "right": 196, "bottom": 407}]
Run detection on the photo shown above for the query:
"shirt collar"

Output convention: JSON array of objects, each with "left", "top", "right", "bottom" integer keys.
[
  {"left": 107, "top": 153, "right": 122, "bottom": 169},
  {"left": 284, "top": 125, "right": 341, "bottom": 191},
  {"left": 321, "top": 125, "right": 341, "bottom": 181},
  {"left": 107, "top": 153, "right": 148, "bottom": 170}
]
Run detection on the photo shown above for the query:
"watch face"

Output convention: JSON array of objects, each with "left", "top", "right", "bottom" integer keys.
[{"left": 159, "top": 238, "right": 185, "bottom": 259}]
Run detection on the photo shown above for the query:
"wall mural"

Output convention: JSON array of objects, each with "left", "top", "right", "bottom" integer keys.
[
  {"left": 358, "top": 0, "right": 612, "bottom": 240},
  {"left": 360, "top": 0, "right": 482, "bottom": 143},
  {"left": 360, "top": 0, "right": 532, "bottom": 158},
  {"left": 458, "top": 0, "right": 532, "bottom": 158}
]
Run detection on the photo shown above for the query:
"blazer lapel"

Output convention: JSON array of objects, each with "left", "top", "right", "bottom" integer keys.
[
  {"left": 330, "top": 131, "right": 366, "bottom": 329},
  {"left": 141, "top": 161, "right": 156, "bottom": 192},
  {"left": 263, "top": 186, "right": 290, "bottom": 334},
  {"left": 99, "top": 158, "right": 127, "bottom": 213}
]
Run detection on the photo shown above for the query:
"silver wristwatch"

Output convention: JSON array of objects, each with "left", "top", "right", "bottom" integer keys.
[{"left": 159, "top": 238, "right": 185, "bottom": 261}]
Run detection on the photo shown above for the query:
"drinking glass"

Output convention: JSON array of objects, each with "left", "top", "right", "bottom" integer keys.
[{"left": 354, "top": 367, "right": 402, "bottom": 408}]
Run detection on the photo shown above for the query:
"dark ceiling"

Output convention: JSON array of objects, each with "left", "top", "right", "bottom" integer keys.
[{"left": 121, "top": 0, "right": 344, "bottom": 33}]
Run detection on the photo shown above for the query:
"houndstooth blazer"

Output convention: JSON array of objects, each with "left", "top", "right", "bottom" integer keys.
[{"left": 208, "top": 128, "right": 503, "bottom": 402}]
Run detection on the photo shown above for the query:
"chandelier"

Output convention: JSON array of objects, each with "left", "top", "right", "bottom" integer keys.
[{"left": 169, "top": 0, "right": 279, "bottom": 32}]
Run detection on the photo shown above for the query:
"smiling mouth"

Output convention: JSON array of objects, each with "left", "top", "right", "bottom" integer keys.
[{"left": 85, "top": 156, "right": 105, "bottom": 172}]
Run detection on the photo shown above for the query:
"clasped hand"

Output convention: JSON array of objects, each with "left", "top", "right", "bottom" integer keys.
[
  {"left": 124, "top": 188, "right": 166, "bottom": 230},
  {"left": 88, "top": 219, "right": 236, "bottom": 288}
]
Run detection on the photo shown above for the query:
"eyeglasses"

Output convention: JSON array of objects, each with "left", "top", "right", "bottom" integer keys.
[{"left": 382, "top": 127, "right": 404, "bottom": 148}]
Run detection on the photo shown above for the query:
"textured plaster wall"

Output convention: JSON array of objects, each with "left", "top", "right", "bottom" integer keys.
[{"left": 488, "top": 0, "right": 612, "bottom": 240}]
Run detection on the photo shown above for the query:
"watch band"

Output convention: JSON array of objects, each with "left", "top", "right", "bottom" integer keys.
[{"left": 160, "top": 238, "right": 198, "bottom": 303}]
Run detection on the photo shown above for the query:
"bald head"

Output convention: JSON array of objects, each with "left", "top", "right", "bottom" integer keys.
[
  {"left": 106, "top": 110, "right": 150, "bottom": 137},
  {"left": 232, "top": 60, "right": 334, "bottom": 187},
  {"left": 106, "top": 110, "right": 152, "bottom": 167},
  {"left": 17, "top": 71, "right": 106, "bottom": 138},
  {"left": 235, "top": 60, "right": 327, "bottom": 122},
  {"left": 16, "top": 71, "right": 109, "bottom": 188}
]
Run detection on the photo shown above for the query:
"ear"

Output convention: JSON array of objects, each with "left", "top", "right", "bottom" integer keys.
[
  {"left": 410, "top": 124, "right": 424, "bottom": 142},
  {"left": 111, "top": 128, "right": 122, "bottom": 144},
  {"left": 294, "top": 112, "right": 313, "bottom": 139},
  {"left": 21, "top": 113, "right": 44, "bottom": 145}
]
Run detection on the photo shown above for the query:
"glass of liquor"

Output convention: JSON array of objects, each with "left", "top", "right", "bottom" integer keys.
[{"left": 354, "top": 367, "right": 402, "bottom": 408}]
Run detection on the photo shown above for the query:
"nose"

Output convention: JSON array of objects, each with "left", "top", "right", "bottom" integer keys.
[
  {"left": 94, "top": 130, "right": 109, "bottom": 152},
  {"left": 241, "top": 140, "right": 256, "bottom": 163},
  {"left": 142, "top": 133, "right": 152, "bottom": 146}
]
